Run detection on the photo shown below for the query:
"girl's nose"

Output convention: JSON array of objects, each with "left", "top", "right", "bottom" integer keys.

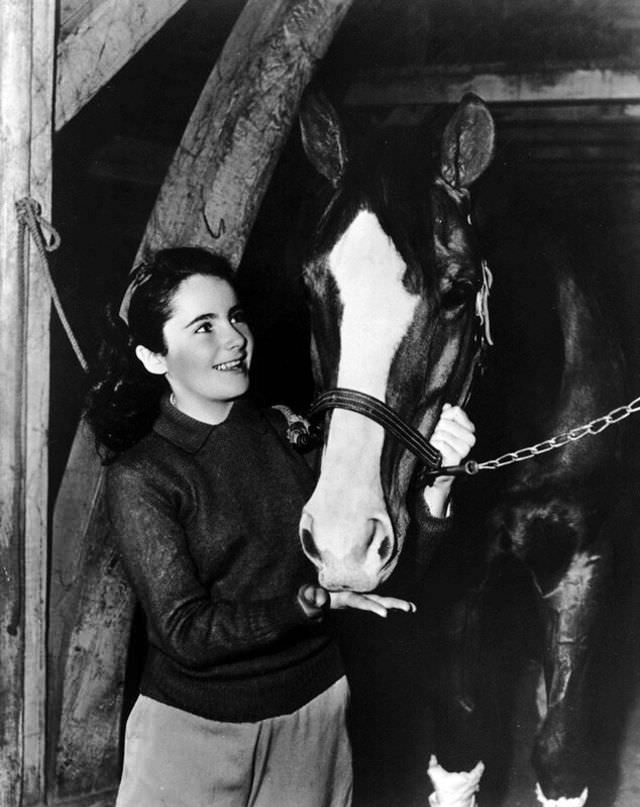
[{"left": 224, "top": 322, "right": 249, "bottom": 349}]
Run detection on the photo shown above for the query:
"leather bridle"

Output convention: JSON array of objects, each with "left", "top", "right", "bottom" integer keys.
[
  {"left": 309, "top": 388, "right": 444, "bottom": 471},
  {"left": 307, "top": 185, "right": 494, "bottom": 479}
]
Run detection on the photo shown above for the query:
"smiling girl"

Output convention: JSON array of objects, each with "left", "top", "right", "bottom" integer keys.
[{"left": 85, "top": 247, "right": 475, "bottom": 807}]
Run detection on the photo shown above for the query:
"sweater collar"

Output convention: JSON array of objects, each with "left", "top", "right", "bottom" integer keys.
[{"left": 154, "top": 394, "right": 267, "bottom": 453}]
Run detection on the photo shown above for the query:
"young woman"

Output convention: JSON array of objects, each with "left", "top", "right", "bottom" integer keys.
[{"left": 85, "top": 246, "right": 476, "bottom": 807}]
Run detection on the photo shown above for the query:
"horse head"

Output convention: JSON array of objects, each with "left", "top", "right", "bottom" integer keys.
[{"left": 298, "top": 93, "right": 496, "bottom": 591}]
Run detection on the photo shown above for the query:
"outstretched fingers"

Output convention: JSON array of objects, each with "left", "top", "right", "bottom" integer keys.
[{"left": 329, "top": 591, "right": 417, "bottom": 617}]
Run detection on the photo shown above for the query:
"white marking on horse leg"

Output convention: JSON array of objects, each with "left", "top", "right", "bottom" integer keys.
[
  {"left": 535, "top": 783, "right": 588, "bottom": 807},
  {"left": 427, "top": 755, "right": 485, "bottom": 807}
]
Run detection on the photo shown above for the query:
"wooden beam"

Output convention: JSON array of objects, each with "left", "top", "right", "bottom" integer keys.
[
  {"left": 345, "top": 65, "right": 640, "bottom": 107},
  {"left": 0, "top": 0, "right": 55, "bottom": 804},
  {"left": 55, "top": 0, "right": 190, "bottom": 130},
  {"left": 0, "top": 7, "right": 28, "bottom": 801},
  {"left": 135, "top": 0, "right": 355, "bottom": 270},
  {"left": 50, "top": 0, "right": 354, "bottom": 802},
  {"left": 48, "top": 421, "right": 134, "bottom": 802},
  {"left": 376, "top": 101, "right": 640, "bottom": 130}
]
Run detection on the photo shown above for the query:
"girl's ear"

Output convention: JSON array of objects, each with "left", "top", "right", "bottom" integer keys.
[{"left": 135, "top": 344, "right": 167, "bottom": 376}]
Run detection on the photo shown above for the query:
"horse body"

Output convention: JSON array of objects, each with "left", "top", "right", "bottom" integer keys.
[
  {"left": 297, "top": 93, "right": 624, "bottom": 805},
  {"left": 468, "top": 199, "right": 622, "bottom": 806}
]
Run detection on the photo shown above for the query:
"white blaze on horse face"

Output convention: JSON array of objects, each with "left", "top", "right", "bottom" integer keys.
[
  {"left": 332, "top": 210, "right": 419, "bottom": 397},
  {"left": 301, "top": 210, "right": 420, "bottom": 591}
]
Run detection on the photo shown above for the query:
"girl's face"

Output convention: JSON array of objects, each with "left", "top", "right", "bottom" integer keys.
[{"left": 139, "top": 274, "right": 253, "bottom": 424}]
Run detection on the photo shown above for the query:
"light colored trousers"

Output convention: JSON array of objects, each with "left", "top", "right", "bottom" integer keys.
[{"left": 116, "top": 676, "right": 352, "bottom": 807}]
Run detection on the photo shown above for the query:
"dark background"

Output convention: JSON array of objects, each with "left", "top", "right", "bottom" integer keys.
[
  {"left": 49, "top": 6, "right": 640, "bottom": 802},
  {"left": 50, "top": 0, "right": 640, "bottom": 500}
]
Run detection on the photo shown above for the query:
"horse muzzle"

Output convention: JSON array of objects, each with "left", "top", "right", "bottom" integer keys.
[{"left": 299, "top": 506, "right": 397, "bottom": 592}]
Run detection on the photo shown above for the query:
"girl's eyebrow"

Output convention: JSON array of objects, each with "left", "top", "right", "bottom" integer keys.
[
  {"left": 184, "top": 312, "right": 216, "bottom": 329},
  {"left": 184, "top": 304, "right": 242, "bottom": 329}
]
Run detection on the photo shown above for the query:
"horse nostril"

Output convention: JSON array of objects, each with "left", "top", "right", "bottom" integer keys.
[
  {"left": 366, "top": 518, "right": 394, "bottom": 565},
  {"left": 300, "top": 526, "right": 321, "bottom": 562}
]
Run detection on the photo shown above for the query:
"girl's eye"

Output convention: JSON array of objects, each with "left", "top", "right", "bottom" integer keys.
[
  {"left": 230, "top": 310, "right": 247, "bottom": 325},
  {"left": 194, "top": 321, "right": 213, "bottom": 334}
]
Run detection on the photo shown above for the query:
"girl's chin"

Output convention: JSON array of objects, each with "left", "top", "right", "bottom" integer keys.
[{"left": 218, "top": 378, "right": 250, "bottom": 396}]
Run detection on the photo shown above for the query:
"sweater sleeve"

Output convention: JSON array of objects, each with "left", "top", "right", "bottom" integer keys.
[
  {"left": 412, "top": 493, "right": 456, "bottom": 570},
  {"left": 106, "top": 462, "right": 312, "bottom": 671}
]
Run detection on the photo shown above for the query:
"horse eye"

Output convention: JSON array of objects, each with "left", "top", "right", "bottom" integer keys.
[{"left": 441, "top": 281, "right": 475, "bottom": 309}]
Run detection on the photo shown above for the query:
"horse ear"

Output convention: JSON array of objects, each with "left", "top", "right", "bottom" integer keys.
[
  {"left": 439, "top": 93, "right": 495, "bottom": 190},
  {"left": 299, "top": 91, "right": 348, "bottom": 186}
]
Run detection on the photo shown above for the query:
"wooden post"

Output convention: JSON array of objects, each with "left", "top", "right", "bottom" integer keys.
[
  {"left": 49, "top": 0, "right": 354, "bottom": 803},
  {"left": 0, "top": 0, "right": 55, "bottom": 804}
]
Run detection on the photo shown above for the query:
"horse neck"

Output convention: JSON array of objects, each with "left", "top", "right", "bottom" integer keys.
[
  {"left": 553, "top": 271, "right": 621, "bottom": 422},
  {"left": 476, "top": 244, "right": 622, "bottom": 451}
]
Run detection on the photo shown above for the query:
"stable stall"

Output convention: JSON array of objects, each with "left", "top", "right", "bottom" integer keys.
[{"left": 1, "top": 1, "right": 639, "bottom": 805}]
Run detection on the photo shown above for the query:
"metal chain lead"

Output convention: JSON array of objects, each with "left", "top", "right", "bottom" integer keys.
[{"left": 475, "top": 394, "right": 640, "bottom": 472}]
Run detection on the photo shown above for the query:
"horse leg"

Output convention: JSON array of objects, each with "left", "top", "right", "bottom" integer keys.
[
  {"left": 435, "top": 590, "right": 484, "bottom": 763},
  {"left": 531, "top": 543, "right": 611, "bottom": 806},
  {"left": 434, "top": 552, "right": 531, "bottom": 802}
]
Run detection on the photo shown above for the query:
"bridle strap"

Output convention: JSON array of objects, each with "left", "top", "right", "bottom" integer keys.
[
  {"left": 307, "top": 179, "right": 493, "bottom": 478},
  {"left": 308, "top": 388, "right": 443, "bottom": 471},
  {"left": 307, "top": 289, "right": 490, "bottom": 476}
]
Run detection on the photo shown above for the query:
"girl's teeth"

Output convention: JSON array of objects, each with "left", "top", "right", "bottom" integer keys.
[{"left": 215, "top": 359, "right": 242, "bottom": 371}]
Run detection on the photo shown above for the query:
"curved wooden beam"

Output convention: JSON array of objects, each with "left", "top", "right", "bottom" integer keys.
[{"left": 136, "top": 0, "right": 354, "bottom": 270}]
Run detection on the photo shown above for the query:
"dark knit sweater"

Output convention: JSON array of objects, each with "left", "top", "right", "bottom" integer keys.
[{"left": 106, "top": 395, "right": 343, "bottom": 723}]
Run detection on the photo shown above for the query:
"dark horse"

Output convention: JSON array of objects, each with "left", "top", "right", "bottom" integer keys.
[{"left": 296, "top": 93, "right": 625, "bottom": 806}]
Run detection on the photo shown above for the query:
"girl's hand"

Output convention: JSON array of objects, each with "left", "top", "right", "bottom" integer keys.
[
  {"left": 298, "top": 584, "right": 416, "bottom": 619},
  {"left": 424, "top": 403, "right": 476, "bottom": 517}
]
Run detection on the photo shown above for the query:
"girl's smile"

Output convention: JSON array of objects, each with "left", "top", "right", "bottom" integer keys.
[{"left": 212, "top": 358, "right": 246, "bottom": 371}]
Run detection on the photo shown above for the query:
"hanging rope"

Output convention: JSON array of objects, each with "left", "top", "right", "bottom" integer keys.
[{"left": 15, "top": 197, "right": 89, "bottom": 374}]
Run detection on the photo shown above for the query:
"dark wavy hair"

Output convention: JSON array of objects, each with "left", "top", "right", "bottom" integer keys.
[{"left": 85, "top": 247, "right": 237, "bottom": 461}]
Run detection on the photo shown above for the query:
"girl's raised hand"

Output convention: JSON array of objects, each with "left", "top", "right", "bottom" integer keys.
[
  {"left": 430, "top": 404, "right": 476, "bottom": 469},
  {"left": 424, "top": 403, "right": 476, "bottom": 517}
]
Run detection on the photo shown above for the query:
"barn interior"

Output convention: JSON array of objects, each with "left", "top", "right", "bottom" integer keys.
[
  {"left": 4, "top": 1, "right": 640, "bottom": 806},
  {"left": 51, "top": 0, "right": 640, "bottom": 484}
]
